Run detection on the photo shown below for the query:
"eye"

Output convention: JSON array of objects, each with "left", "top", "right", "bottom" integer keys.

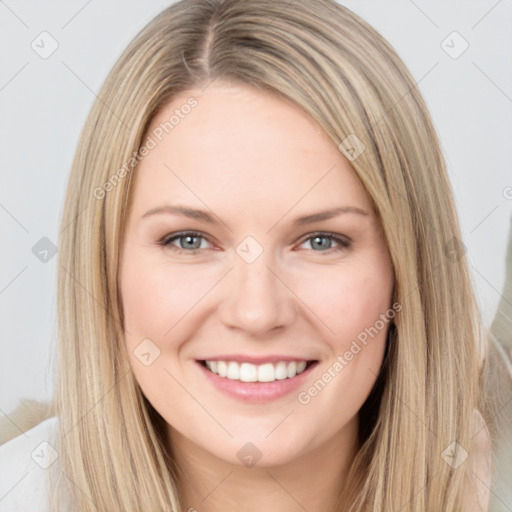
[
  {"left": 298, "top": 232, "right": 351, "bottom": 253},
  {"left": 159, "top": 231, "right": 213, "bottom": 255},
  {"left": 158, "top": 230, "right": 351, "bottom": 255}
]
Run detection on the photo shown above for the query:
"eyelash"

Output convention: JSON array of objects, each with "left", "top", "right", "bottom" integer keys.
[{"left": 157, "top": 231, "right": 351, "bottom": 255}]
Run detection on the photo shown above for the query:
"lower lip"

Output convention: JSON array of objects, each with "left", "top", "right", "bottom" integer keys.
[{"left": 196, "top": 361, "right": 318, "bottom": 403}]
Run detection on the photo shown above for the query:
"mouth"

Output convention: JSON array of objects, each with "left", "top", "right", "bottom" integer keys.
[{"left": 195, "top": 357, "right": 319, "bottom": 402}]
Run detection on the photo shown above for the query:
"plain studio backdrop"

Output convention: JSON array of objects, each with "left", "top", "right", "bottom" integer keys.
[{"left": 1, "top": 0, "right": 511, "bottom": 417}]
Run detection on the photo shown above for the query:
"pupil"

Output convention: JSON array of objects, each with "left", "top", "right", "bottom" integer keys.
[
  {"left": 313, "top": 236, "right": 329, "bottom": 250},
  {"left": 184, "top": 236, "right": 199, "bottom": 249}
]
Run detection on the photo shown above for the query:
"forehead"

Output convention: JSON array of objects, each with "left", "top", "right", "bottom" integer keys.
[{"left": 132, "top": 83, "right": 371, "bottom": 217}]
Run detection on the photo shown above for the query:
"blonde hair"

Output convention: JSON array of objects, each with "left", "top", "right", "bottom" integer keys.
[{"left": 48, "top": 0, "right": 491, "bottom": 510}]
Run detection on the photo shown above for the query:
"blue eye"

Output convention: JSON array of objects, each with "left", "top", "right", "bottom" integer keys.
[
  {"left": 159, "top": 231, "right": 351, "bottom": 255},
  {"left": 300, "top": 232, "right": 351, "bottom": 252},
  {"left": 160, "top": 231, "right": 211, "bottom": 254}
]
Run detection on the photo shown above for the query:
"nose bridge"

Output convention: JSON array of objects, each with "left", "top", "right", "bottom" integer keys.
[{"left": 218, "top": 242, "right": 296, "bottom": 335}]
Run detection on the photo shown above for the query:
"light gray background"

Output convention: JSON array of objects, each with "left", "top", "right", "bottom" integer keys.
[{"left": 1, "top": 0, "right": 511, "bottom": 416}]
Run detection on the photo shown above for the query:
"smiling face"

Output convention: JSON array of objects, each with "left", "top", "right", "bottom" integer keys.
[{"left": 119, "top": 82, "right": 394, "bottom": 468}]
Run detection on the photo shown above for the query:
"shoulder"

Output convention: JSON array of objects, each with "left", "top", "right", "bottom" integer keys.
[
  {"left": 462, "top": 409, "right": 492, "bottom": 511},
  {"left": 0, "top": 416, "right": 59, "bottom": 512}
]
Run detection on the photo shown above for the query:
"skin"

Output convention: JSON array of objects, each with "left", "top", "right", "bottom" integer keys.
[{"left": 119, "top": 82, "right": 395, "bottom": 512}]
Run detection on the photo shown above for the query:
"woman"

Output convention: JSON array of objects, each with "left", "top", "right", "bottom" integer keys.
[{"left": 0, "top": 0, "right": 501, "bottom": 510}]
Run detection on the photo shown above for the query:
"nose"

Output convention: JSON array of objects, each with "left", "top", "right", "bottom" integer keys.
[{"left": 217, "top": 250, "right": 298, "bottom": 337}]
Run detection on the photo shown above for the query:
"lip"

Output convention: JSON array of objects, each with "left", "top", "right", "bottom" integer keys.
[{"left": 196, "top": 359, "right": 318, "bottom": 403}]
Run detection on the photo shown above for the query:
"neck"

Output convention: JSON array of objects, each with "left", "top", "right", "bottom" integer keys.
[{"left": 167, "top": 417, "right": 360, "bottom": 512}]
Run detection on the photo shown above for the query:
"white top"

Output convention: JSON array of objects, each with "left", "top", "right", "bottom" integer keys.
[{"left": 0, "top": 417, "right": 59, "bottom": 512}]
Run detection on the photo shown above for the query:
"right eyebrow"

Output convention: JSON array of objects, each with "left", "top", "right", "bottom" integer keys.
[{"left": 142, "top": 205, "right": 219, "bottom": 224}]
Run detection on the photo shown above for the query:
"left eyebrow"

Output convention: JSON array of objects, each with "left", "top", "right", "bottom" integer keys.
[{"left": 291, "top": 207, "right": 369, "bottom": 226}]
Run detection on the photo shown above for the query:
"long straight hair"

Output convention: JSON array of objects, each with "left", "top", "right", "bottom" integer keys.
[{"left": 50, "top": 1, "right": 487, "bottom": 510}]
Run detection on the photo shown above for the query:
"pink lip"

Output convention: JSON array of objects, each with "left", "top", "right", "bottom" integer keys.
[
  {"left": 196, "top": 360, "right": 318, "bottom": 403},
  {"left": 199, "top": 354, "right": 312, "bottom": 364}
]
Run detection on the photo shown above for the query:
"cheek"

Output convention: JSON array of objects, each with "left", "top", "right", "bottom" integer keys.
[
  {"left": 119, "top": 255, "right": 204, "bottom": 416},
  {"left": 120, "top": 256, "right": 216, "bottom": 339},
  {"left": 299, "top": 259, "right": 394, "bottom": 347},
  {"left": 294, "top": 268, "right": 393, "bottom": 418}
]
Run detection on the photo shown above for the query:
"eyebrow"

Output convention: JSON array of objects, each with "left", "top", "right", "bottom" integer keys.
[{"left": 141, "top": 204, "right": 369, "bottom": 226}]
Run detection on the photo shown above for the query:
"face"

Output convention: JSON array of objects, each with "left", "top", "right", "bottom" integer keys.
[{"left": 119, "top": 82, "right": 394, "bottom": 468}]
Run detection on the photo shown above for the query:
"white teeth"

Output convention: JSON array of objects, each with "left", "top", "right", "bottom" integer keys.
[
  {"left": 257, "top": 363, "right": 275, "bottom": 382},
  {"left": 227, "top": 361, "right": 239, "bottom": 380},
  {"left": 286, "top": 361, "right": 297, "bottom": 378},
  {"left": 203, "top": 359, "right": 310, "bottom": 382},
  {"left": 217, "top": 361, "right": 227, "bottom": 377},
  {"left": 239, "top": 363, "right": 257, "bottom": 382},
  {"left": 274, "top": 362, "right": 288, "bottom": 380}
]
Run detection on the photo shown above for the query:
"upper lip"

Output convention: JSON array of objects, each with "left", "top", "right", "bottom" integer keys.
[{"left": 198, "top": 355, "right": 317, "bottom": 364}]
